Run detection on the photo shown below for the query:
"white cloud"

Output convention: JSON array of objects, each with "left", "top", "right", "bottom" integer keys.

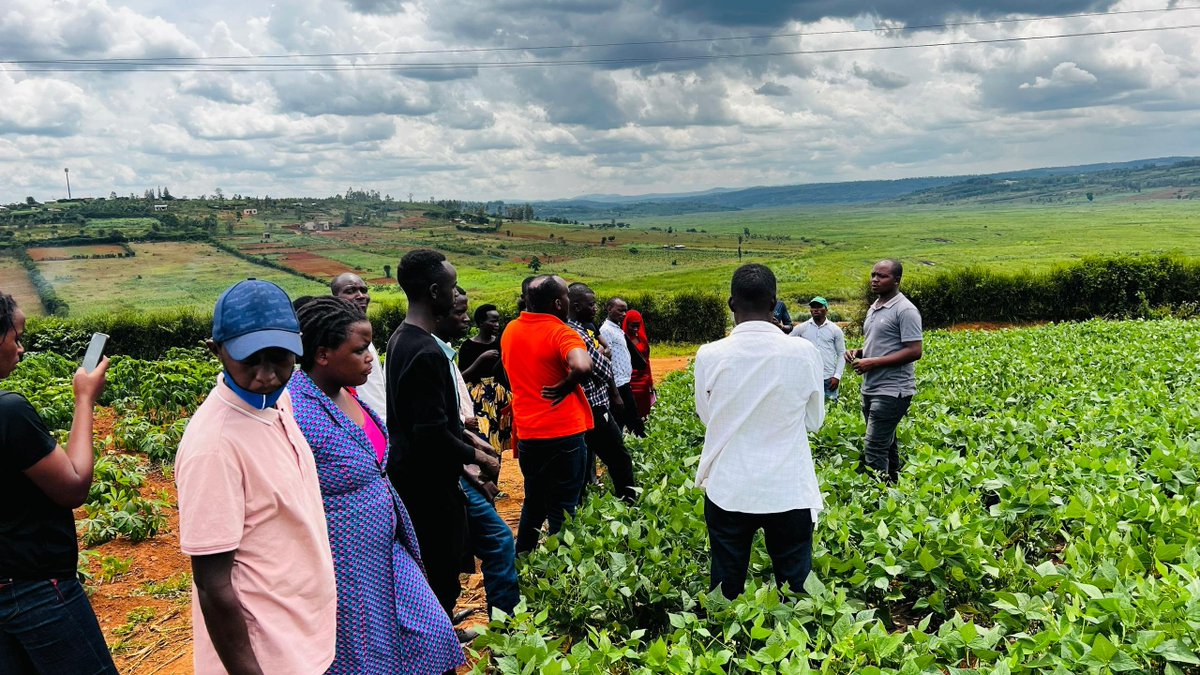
[
  {"left": 1, "top": 0, "right": 1199, "bottom": 202},
  {"left": 1020, "top": 62, "right": 1098, "bottom": 90}
]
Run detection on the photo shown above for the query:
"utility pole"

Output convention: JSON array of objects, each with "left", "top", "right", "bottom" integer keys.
[{"left": 64, "top": 168, "right": 71, "bottom": 199}]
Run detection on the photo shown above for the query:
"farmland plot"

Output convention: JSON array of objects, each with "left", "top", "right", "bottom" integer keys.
[
  {"left": 479, "top": 319, "right": 1200, "bottom": 673},
  {"left": 0, "top": 254, "right": 44, "bottom": 314},
  {"left": 35, "top": 242, "right": 326, "bottom": 315}
]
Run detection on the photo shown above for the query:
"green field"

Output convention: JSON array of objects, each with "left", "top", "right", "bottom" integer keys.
[
  {"left": 481, "top": 319, "right": 1200, "bottom": 671},
  {"left": 10, "top": 194, "right": 1200, "bottom": 318},
  {"left": 36, "top": 242, "right": 326, "bottom": 315},
  {"left": 214, "top": 199, "right": 1200, "bottom": 316}
]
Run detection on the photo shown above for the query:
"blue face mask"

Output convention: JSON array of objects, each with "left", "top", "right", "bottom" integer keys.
[{"left": 223, "top": 371, "right": 286, "bottom": 410}]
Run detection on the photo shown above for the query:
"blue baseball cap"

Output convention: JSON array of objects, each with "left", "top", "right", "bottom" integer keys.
[{"left": 212, "top": 279, "right": 303, "bottom": 360}]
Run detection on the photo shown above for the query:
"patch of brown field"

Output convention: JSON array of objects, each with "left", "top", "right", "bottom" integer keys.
[
  {"left": 275, "top": 251, "right": 356, "bottom": 277},
  {"left": 27, "top": 245, "right": 127, "bottom": 261},
  {"left": 0, "top": 258, "right": 45, "bottom": 315},
  {"left": 651, "top": 356, "right": 692, "bottom": 383},
  {"left": 83, "top": 466, "right": 193, "bottom": 675},
  {"left": 947, "top": 321, "right": 1049, "bottom": 331}
]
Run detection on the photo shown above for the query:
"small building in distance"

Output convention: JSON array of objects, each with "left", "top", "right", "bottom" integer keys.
[
  {"left": 153, "top": 204, "right": 168, "bottom": 211},
  {"left": 261, "top": 232, "right": 272, "bottom": 242},
  {"left": 242, "top": 208, "right": 258, "bottom": 216}
]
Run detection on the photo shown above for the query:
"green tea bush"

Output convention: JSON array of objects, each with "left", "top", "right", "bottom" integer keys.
[
  {"left": 904, "top": 254, "right": 1200, "bottom": 327},
  {"left": 477, "top": 319, "right": 1200, "bottom": 673},
  {"left": 622, "top": 291, "right": 727, "bottom": 343}
]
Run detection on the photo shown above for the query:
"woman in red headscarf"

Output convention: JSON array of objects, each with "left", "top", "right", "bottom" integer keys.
[{"left": 623, "top": 309, "right": 655, "bottom": 420}]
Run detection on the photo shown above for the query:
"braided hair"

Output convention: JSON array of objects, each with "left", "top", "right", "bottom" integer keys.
[
  {"left": 0, "top": 293, "right": 17, "bottom": 339},
  {"left": 294, "top": 296, "right": 368, "bottom": 371}
]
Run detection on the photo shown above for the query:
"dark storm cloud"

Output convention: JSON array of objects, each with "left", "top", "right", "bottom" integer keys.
[
  {"left": 852, "top": 63, "right": 910, "bottom": 90},
  {"left": 755, "top": 82, "right": 793, "bottom": 96},
  {"left": 654, "top": 0, "right": 1119, "bottom": 27},
  {"left": 344, "top": 0, "right": 406, "bottom": 14}
]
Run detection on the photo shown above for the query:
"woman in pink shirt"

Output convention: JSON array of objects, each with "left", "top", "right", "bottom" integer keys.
[{"left": 289, "top": 297, "right": 464, "bottom": 675}]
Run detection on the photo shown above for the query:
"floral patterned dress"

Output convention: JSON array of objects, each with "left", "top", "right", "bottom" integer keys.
[{"left": 288, "top": 370, "right": 464, "bottom": 675}]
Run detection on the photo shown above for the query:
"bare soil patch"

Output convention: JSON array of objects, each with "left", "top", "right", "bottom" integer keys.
[
  {"left": 27, "top": 245, "right": 127, "bottom": 261},
  {"left": 0, "top": 257, "right": 44, "bottom": 315}
]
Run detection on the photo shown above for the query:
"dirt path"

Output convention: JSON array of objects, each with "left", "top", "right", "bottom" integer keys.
[{"left": 87, "top": 354, "right": 699, "bottom": 673}]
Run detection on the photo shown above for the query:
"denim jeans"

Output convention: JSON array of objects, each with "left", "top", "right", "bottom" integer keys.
[
  {"left": 824, "top": 378, "right": 840, "bottom": 401},
  {"left": 703, "top": 496, "right": 813, "bottom": 600},
  {"left": 581, "top": 406, "right": 637, "bottom": 504},
  {"left": 0, "top": 577, "right": 118, "bottom": 675},
  {"left": 460, "top": 477, "right": 519, "bottom": 616},
  {"left": 860, "top": 393, "right": 913, "bottom": 480},
  {"left": 515, "top": 433, "right": 587, "bottom": 554}
]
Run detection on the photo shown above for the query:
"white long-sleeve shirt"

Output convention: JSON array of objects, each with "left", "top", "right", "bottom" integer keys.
[
  {"left": 790, "top": 318, "right": 846, "bottom": 380},
  {"left": 694, "top": 321, "right": 825, "bottom": 517}
]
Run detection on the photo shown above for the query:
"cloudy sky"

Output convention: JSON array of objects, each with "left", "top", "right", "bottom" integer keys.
[{"left": 2, "top": 0, "right": 1199, "bottom": 202}]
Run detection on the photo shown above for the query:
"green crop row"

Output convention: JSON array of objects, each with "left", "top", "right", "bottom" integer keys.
[{"left": 475, "top": 318, "right": 1200, "bottom": 673}]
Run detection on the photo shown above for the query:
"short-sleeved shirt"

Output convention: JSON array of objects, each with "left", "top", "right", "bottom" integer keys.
[
  {"left": 500, "top": 312, "right": 593, "bottom": 440},
  {"left": 862, "top": 292, "right": 923, "bottom": 397},
  {"left": 0, "top": 391, "right": 73, "bottom": 581},
  {"left": 175, "top": 377, "right": 337, "bottom": 675},
  {"left": 600, "top": 320, "right": 632, "bottom": 387}
]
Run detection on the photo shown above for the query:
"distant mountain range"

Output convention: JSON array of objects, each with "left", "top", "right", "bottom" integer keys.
[{"left": 530, "top": 157, "right": 1199, "bottom": 219}]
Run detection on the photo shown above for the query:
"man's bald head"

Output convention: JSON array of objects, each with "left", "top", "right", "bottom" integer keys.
[
  {"left": 527, "top": 275, "right": 570, "bottom": 320},
  {"left": 331, "top": 272, "right": 369, "bottom": 312}
]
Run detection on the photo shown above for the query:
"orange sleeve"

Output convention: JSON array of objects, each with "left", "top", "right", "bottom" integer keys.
[{"left": 555, "top": 324, "right": 586, "bottom": 361}]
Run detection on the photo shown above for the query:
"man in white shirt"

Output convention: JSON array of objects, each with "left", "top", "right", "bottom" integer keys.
[
  {"left": 599, "top": 297, "right": 644, "bottom": 437},
  {"left": 694, "top": 264, "right": 825, "bottom": 599},
  {"left": 331, "top": 273, "right": 387, "bottom": 421},
  {"left": 790, "top": 297, "right": 846, "bottom": 400}
]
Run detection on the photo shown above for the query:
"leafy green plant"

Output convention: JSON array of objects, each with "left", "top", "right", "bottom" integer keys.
[
  {"left": 139, "top": 573, "right": 191, "bottom": 599},
  {"left": 479, "top": 319, "right": 1200, "bottom": 673},
  {"left": 97, "top": 555, "right": 133, "bottom": 583}
]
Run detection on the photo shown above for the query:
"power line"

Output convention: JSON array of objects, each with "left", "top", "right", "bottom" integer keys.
[
  {"left": 2, "top": 4, "right": 1198, "bottom": 67},
  {"left": 10, "top": 23, "right": 1199, "bottom": 73}
]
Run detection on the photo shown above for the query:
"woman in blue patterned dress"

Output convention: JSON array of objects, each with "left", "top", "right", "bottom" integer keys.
[{"left": 288, "top": 297, "right": 464, "bottom": 675}]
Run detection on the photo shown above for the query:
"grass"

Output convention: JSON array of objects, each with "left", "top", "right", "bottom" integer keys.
[
  {"left": 214, "top": 199, "right": 1200, "bottom": 315},
  {"left": 12, "top": 195, "right": 1200, "bottom": 318},
  {"left": 35, "top": 242, "right": 326, "bottom": 316},
  {"left": 0, "top": 254, "right": 45, "bottom": 315},
  {"left": 139, "top": 573, "right": 191, "bottom": 599}
]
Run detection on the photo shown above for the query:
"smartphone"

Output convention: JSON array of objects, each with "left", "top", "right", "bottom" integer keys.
[{"left": 81, "top": 333, "right": 109, "bottom": 373}]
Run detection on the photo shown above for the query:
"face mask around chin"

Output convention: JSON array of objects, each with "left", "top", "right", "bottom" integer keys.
[{"left": 223, "top": 372, "right": 285, "bottom": 410}]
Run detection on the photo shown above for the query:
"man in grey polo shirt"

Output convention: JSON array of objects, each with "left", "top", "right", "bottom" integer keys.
[{"left": 844, "top": 260, "right": 923, "bottom": 483}]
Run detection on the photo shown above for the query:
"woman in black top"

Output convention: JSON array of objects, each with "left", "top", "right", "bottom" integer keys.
[
  {"left": 458, "top": 304, "right": 501, "bottom": 384},
  {"left": 459, "top": 304, "right": 511, "bottom": 452},
  {"left": 0, "top": 294, "right": 116, "bottom": 674}
]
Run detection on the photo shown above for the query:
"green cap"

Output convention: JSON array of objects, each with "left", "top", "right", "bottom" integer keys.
[{"left": 809, "top": 296, "right": 829, "bottom": 308}]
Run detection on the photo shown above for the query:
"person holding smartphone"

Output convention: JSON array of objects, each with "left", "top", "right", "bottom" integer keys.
[{"left": 0, "top": 293, "right": 117, "bottom": 674}]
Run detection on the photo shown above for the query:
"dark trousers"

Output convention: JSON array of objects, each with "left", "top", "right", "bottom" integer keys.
[
  {"left": 860, "top": 394, "right": 913, "bottom": 481},
  {"left": 703, "top": 496, "right": 813, "bottom": 600},
  {"left": 616, "top": 383, "right": 646, "bottom": 437},
  {"left": 0, "top": 577, "right": 118, "bottom": 675},
  {"left": 515, "top": 434, "right": 587, "bottom": 554},
  {"left": 399, "top": 484, "right": 469, "bottom": 616},
  {"left": 460, "top": 477, "right": 519, "bottom": 616},
  {"left": 582, "top": 406, "right": 637, "bottom": 504}
]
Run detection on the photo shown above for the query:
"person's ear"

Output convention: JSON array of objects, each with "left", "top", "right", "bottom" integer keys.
[
  {"left": 727, "top": 297, "right": 736, "bottom": 313},
  {"left": 206, "top": 339, "right": 220, "bottom": 358},
  {"left": 315, "top": 346, "right": 331, "bottom": 366}
]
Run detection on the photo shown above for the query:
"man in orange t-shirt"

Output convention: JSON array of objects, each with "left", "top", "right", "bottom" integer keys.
[{"left": 501, "top": 274, "right": 594, "bottom": 553}]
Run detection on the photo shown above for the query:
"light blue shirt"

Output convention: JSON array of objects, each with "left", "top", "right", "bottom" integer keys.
[
  {"left": 790, "top": 318, "right": 846, "bottom": 380},
  {"left": 432, "top": 334, "right": 461, "bottom": 411}
]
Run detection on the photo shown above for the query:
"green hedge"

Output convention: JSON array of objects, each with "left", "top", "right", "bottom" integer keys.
[
  {"left": 22, "top": 291, "right": 727, "bottom": 359},
  {"left": 901, "top": 254, "right": 1200, "bottom": 328},
  {"left": 11, "top": 250, "right": 69, "bottom": 316},
  {"left": 622, "top": 290, "right": 727, "bottom": 343}
]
